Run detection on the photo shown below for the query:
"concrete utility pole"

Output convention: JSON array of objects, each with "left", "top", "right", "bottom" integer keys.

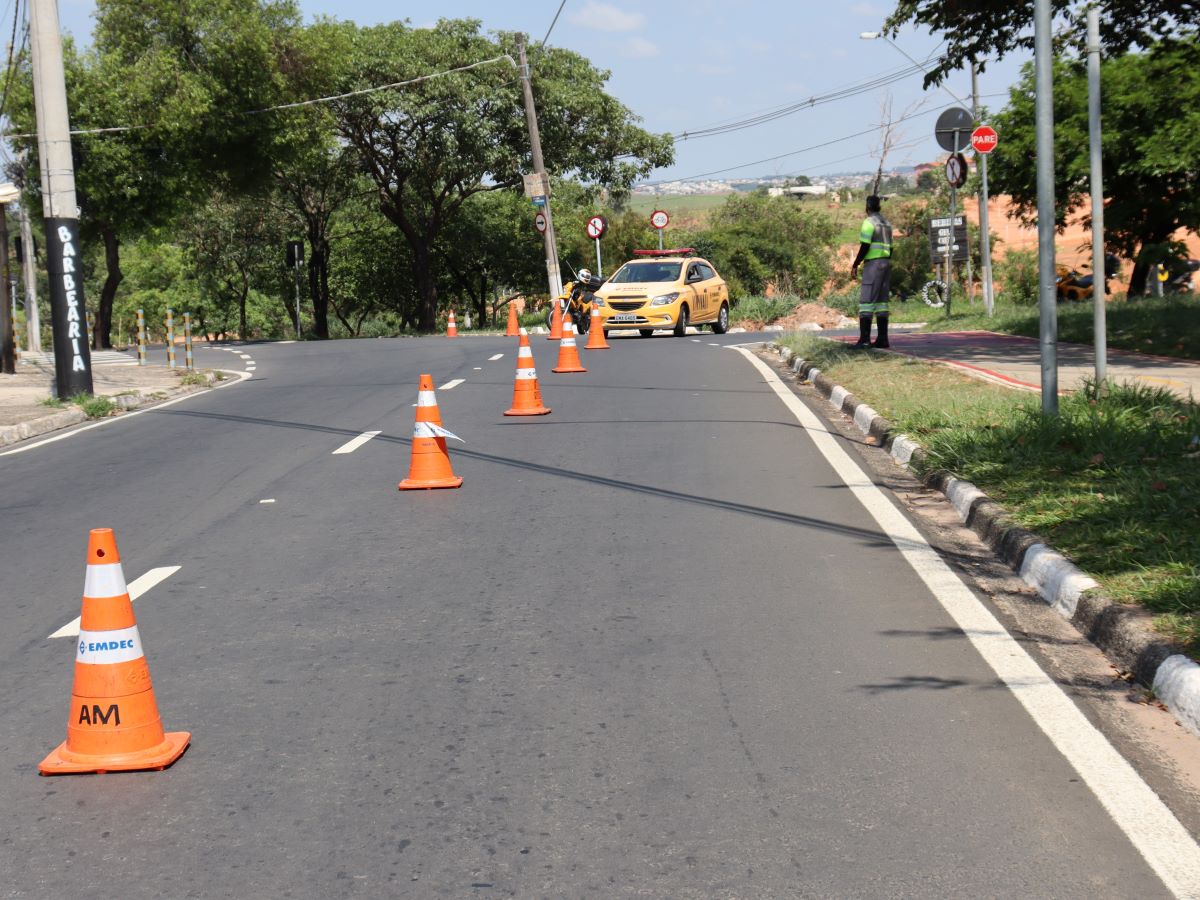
[
  {"left": 971, "top": 63, "right": 995, "bottom": 316},
  {"left": 516, "top": 32, "right": 563, "bottom": 300},
  {"left": 0, "top": 196, "right": 12, "bottom": 373},
  {"left": 29, "top": 0, "right": 92, "bottom": 396},
  {"left": 1087, "top": 6, "right": 1106, "bottom": 386},
  {"left": 16, "top": 204, "right": 41, "bottom": 352},
  {"left": 1034, "top": 0, "right": 1058, "bottom": 415}
]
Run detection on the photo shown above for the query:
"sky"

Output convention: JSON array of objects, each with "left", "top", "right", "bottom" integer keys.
[{"left": 55, "top": 0, "right": 1035, "bottom": 183}]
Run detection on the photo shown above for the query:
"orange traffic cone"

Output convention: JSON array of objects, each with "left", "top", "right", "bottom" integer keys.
[
  {"left": 504, "top": 328, "right": 551, "bottom": 416},
  {"left": 399, "top": 374, "right": 464, "bottom": 490},
  {"left": 39, "top": 528, "right": 190, "bottom": 775},
  {"left": 547, "top": 300, "right": 563, "bottom": 340},
  {"left": 585, "top": 304, "right": 610, "bottom": 350},
  {"left": 552, "top": 314, "right": 587, "bottom": 373},
  {"left": 505, "top": 301, "right": 520, "bottom": 337},
  {"left": 446, "top": 310, "right": 458, "bottom": 338}
]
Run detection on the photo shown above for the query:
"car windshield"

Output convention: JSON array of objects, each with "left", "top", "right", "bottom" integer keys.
[{"left": 608, "top": 261, "right": 682, "bottom": 284}]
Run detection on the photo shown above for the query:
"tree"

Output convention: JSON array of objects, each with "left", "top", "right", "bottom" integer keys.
[
  {"left": 329, "top": 19, "right": 673, "bottom": 331},
  {"left": 987, "top": 45, "right": 1200, "bottom": 295},
  {"left": 884, "top": 0, "right": 1199, "bottom": 87}
]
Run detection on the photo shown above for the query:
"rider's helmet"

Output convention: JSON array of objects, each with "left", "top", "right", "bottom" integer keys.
[{"left": 577, "top": 268, "right": 592, "bottom": 282}]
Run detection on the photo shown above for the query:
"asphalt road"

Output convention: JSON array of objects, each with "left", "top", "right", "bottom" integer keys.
[{"left": 0, "top": 331, "right": 1192, "bottom": 897}]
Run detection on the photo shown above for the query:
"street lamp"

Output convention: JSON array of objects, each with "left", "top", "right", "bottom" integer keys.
[{"left": 860, "top": 31, "right": 995, "bottom": 316}]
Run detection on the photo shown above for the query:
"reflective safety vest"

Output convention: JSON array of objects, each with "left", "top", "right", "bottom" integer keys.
[{"left": 860, "top": 213, "right": 893, "bottom": 260}]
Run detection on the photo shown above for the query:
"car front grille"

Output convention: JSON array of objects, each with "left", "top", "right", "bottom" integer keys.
[{"left": 608, "top": 301, "right": 645, "bottom": 312}]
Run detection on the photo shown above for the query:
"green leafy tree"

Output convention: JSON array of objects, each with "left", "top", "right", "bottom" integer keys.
[
  {"left": 329, "top": 19, "right": 673, "bottom": 331},
  {"left": 988, "top": 45, "right": 1200, "bottom": 295},
  {"left": 884, "top": 0, "right": 1199, "bottom": 87}
]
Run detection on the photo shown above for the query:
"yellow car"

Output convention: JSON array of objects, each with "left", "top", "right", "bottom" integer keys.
[{"left": 594, "top": 250, "right": 731, "bottom": 337}]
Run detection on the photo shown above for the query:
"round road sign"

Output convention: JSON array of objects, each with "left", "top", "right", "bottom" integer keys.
[
  {"left": 970, "top": 125, "right": 998, "bottom": 154},
  {"left": 534, "top": 211, "right": 547, "bottom": 234},
  {"left": 650, "top": 209, "right": 670, "bottom": 229},
  {"left": 944, "top": 153, "right": 968, "bottom": 188},
  {"left": 586, "top": 215, "right": 607, "bottom": 239},
  {"left": 935, "top": 107, "right": 974, "bottom": 152}
]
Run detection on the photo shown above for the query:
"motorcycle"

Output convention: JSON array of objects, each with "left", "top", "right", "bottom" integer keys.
[
  {"left": 1056, "top": 254, "right": 1120, "bottom": 302},
  {"left": 1146, "top": 258, "right": 1200, "bottom": 295},
  {"left": 544, "top": 272, "right": 606, "bottom": 333}
]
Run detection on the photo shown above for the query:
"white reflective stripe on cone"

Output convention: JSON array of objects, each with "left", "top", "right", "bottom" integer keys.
[
  {"left": 83, "top": 562, "right": 128, "bottom": 599},
  {"left": 519, "top": 327, "right": 528, "bottom": 336},
  {"left": 417, "top": 391, "right": 438, "bottom": 407},
  {"left": 515, "top": 368, "right": 538, "bottom": 380},
  {"left": 518, "top": 346, "right": 533, "bottom": 358},
  {"left": 76, "top": 625, "right": 144, "bottom": 664}
]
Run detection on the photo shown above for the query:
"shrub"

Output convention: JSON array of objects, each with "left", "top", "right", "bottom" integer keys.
[{"left": 996, "top": 249, "right": 1039, "bottom": 305}]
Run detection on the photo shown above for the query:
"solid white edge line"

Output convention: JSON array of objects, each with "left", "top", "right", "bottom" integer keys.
[
  {"left": 735, "top": 347, "right": 1200, "bottom": 896},
  {"left": 48, "top": 565, "right": 181, "bottom": 639},
  {"left": 488, "top": 353, "right": 504, "bottom": 361},
  {"left": 439, "top": 378, "right": 465, "bottom": 390},
  {"left": 1, "top": 370, "right": 252, "bottom": 457},
  {"left": 332, "top": 430, "right": 382, "bottom": 455}
]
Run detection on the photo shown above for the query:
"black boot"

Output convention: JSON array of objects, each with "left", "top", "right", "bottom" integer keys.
[
  {"left": 872, "top": 314, "right": 890, "bottom": 349},
  {"left": 853, "top": 315, "right": 872, "bottom": 348}
]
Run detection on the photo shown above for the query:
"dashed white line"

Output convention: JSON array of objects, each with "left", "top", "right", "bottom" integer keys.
[
  {"left": 439, "top": 379, "right": 465, "bottom": 390},
  {"left": 48, "top": 566, "right": 181, "bottom": 639},
  {"left": 473, "top": 367, "right": 483, "bottom": 371},
  {"left": 691, "top": 339, "right": 702, "bottom": 343},
  {"left": 737, "top": 347, "right": 1200, "bottom": 897},
  {"left": 709, "top": 342, "right": 721, "bottom": 346},
  {"left": 332, "top": 430, "right": 382, "bottom": 455},
  {"left": 259, "top": 498, "right": 276, "bottom": 504},
  {"left": 488, "top": 353, "right": 504, "bottom": 361}
]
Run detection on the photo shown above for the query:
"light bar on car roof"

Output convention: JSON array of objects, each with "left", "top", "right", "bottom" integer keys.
[{"left": 632, "top": 248, "right": 695, "bottom": 257}]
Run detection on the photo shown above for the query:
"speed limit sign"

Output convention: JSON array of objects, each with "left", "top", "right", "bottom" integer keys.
[
  {"left": 650, "top": 209, "right": 670, "bottom": 229},
  {"left": 586, "top": 215, "right": 607, "bottom": 239}
]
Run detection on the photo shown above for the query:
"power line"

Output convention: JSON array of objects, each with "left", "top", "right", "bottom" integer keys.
[
  {"left": 0, "top": 0, "right": 23, "bottom": 121},
  {"left": 538, "top": 0, "right": 568, "bottom": 52}
]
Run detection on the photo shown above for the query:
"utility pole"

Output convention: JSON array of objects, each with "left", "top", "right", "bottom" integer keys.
[
  {"left": 516, "top": 32, "right": 563, "bottom": 300},
  {"left": 1087, "top": 5, "right": 1106, "bottom": 386},
  {"left": 971, "top": 63, "right": 995, "bottom": 316},
  {"left": 29, "top": 0, "right": 92, "bottom": 396},
  {"left": 0, "top": 197, "right": 12, "bottom": 373},
  {"left": 16, "top": 204, "right": 41, "bottom": 352},
  {"left": 1034, "top": 0, "right": 1058, "bottom": 415}
]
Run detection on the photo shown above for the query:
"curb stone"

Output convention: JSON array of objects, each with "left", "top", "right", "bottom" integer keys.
[
  {"left": 765, "top": 340, "right": 1200, "bottom": 738},
  {"left": 0, "top": 369, "right": 228, "bottom": 449}
]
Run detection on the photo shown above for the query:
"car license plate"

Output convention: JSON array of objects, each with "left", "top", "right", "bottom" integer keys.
[{"left": 611, "top": 314, "right": 636, "bottom": 323}]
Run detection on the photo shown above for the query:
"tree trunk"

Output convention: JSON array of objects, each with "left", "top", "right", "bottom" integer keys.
[
  {"left": 1129, "top": 260, "right": 1150, "bottom": 298},
  {"left": 414, "top": 241, "right": 438, "bottom": 332},
  {"left": 239, "top": 268, "right": 249, "bottom": 340},
  {"left": 95, "top": 226, "right": 122, "bottom": 350},
  {"left": 306, "top": 229, "right": 331, "bottom": 340}
]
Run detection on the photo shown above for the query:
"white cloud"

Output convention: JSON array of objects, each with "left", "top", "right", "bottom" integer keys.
[
  {"left": 624, "top": 37, "right": 661, "bottom": 59},
  {"left": 569, "top": 1, "right": 646, "bottom": 32}
]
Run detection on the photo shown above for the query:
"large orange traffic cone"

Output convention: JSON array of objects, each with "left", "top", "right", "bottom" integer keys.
[
  {"left": 585, "top": 304, "right": 610, "bottom": 350},
  {"left": 552, "top": 314, "right": 587, "bottom": 373},
  {"left": 39, "top": 529, "right": 190, "bottom": 775},
  {"left": 504, "top": 328, "right": 551, "bottom": 416},
  {"left": 399, "top": 374, "right": 464, "bottom": 490},
  {"left": 446, "top": 310, "right": 458, "bottom": 338},
  {"left": 504, "top": 301, "right": 520, "bottom": 337},
  {"left": 547, "top": 300, "right": 563, "bottom": 340}
]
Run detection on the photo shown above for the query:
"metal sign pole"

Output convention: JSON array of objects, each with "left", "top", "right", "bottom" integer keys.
[{"left": 595, "top": 237, "right": 602, "bottom": 278}]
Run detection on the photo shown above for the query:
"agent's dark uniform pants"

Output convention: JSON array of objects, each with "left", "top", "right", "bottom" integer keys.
[{"left": 859, "top": 258, "right": 891, "bottom": 316}]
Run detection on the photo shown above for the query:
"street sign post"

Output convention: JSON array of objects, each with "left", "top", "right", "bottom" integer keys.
[
  {"left": 970, "top": 125, "right": 998, "bottom": 155},
  {"left": 586, "top": 215, "right": 607, "bottom": 276},
  {"left": 650, "top": 209, "right": 669, "bottom": 251},
  {"left": 534, "top": 211, "right": 548, "bottom": 234},
  {"left": 928, "top": 216, "right": 969, "bottom": 264},
  {"left": 935, "top": 108, "right": 974, "bottom": 318}
]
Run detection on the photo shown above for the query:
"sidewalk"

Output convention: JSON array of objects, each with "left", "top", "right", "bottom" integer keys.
[
  {"left": 867, "top": 330, "right": 1200, "bottom": 400},
  {"left": 0, "top": 355, "right": 223, "bottom": 448}
]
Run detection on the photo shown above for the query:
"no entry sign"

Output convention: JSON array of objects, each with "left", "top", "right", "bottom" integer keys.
[
  {"left": 586, "top": 215, "right": 607, "bottom": 239},
  {"left": 971, "top": 125, "right": 998, "bottom": 154},
  {"left": 534, "top": 211, "right": 547, "bottom": 234}
]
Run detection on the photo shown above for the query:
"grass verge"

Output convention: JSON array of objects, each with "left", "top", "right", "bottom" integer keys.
[
  {"left": 779, "top": 333, "right": 1200, "bottom": 655},
  {"left": 70, "top": 393, "right": 117, "bottom": 419}
]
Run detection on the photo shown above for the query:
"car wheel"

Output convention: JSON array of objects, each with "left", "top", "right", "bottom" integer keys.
[
  {"left": 712, "top": 302, "right": 729, "bottom": 334},
  {"left": 639, "top": 329, "right": 654, "bottom": 338},
  {"left": 673, "top": 305, "right": 690, "bottom": 337},
  {"left": 603, "top": 329, "right": 611, "bottom": 339}
]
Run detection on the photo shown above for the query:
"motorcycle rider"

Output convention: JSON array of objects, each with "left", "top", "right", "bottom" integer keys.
[{"left": 849, "top": 194, "right": 893, "bottom": 348}]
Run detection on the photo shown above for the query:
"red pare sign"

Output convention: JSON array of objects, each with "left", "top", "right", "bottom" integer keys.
[{"left": 971, "top": 125, "right": 998, "bottom": 154}]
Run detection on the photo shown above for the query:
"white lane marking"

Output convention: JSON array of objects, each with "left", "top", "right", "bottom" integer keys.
[
  {"left": 48, "top": 566, "right": 181, "bottom": 639},
  {"left": 259, "top": 498, "right": 276, "bottom": 504},
  {"left": 709, "top": 342, "right": 721, "bottom": 346},
  {"left": 332, "top": 430, "right": 382, "bottom": 455},
  {"left": 473, "top": 367, "right": 483, "bottom": 371},
  {"left": 278, "top": 340, "right": 296, "bottom": 344},
  {"left": 439, "top": 379, "right": 465, "bottom": 390},
  {"left": 691, "top": 339, "right": 702, "bottom": 343},
  {"left": 736, "top": 348, "right": 1200, "bottom": 897},
  {"left": 238, "top": 353, "right": 252, "bottom": 359},
  {"left": 2, "top": 370, "right": 252, "bottom": 457},
  {"left": 488, "top": 353, "right": 504, "bottom": 361}
]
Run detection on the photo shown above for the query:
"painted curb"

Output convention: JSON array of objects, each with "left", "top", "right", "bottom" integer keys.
[
  {"left": 765, "top": 340, "right": 1200, "bottom": 739},
  {"left": 0, "top": 370, "right": 226, "bottom": 450}
]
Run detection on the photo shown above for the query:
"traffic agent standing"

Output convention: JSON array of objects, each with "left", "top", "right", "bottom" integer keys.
[{"left": 849, "top": 195, "right": 893, "bottom": 349}]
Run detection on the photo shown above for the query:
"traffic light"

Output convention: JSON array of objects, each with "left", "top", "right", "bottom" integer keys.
[{"left": 286, "top": 240, "right": 304, "bottom": 269}]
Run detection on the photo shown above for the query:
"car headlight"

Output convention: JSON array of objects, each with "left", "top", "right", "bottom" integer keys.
[
  {"left": 650, "top": 292, "right": 680, "bottom": 306},
  {"left": 592, "top": 297, "right": 605, "bottom": 307}
]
